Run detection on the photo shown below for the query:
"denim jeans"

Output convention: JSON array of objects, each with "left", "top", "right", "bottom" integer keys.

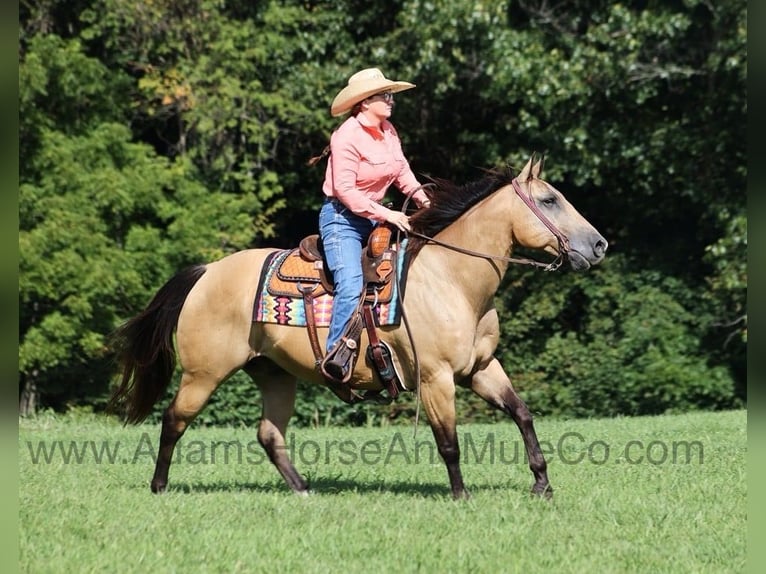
[{"left": 319, "top": 199, "right": 374, "bottom": 352}]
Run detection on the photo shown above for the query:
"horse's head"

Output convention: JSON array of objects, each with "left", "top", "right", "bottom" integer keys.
[{"left": 510, "top": 156, "right": 607, "bottom": 271}]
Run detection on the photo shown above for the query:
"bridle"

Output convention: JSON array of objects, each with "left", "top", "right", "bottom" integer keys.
[
  {"left": 405, "top": 178, "right": 572, "bottom": 271},
  {"left": 509, "top": 177, "right": 572, "bottom": 268}
]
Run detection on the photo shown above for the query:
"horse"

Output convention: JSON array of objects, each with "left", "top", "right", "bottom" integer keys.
[{"left": 109, "top": 156, "right": 607, "bottom": 499}]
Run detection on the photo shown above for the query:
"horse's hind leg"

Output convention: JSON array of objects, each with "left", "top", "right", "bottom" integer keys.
[
  {"left": 245, "top": 359, "right": 308, "bottom": 495},
  {"left": 469, "top": 357, "right": 552, "bottom": 498},
  {"left": 151, "top": 371, "right": 220, "bottom": 493}
]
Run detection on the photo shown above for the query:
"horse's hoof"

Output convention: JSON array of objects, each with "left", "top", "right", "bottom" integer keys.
[
  {"left": 150, "top": 481, "right": 167, "bottom": 494},
  {"left": 531, "top": 484, "right": 553, "bottom": 499},
  {"left": 452, "top": 489, "right": 471, "bottom": 501}
]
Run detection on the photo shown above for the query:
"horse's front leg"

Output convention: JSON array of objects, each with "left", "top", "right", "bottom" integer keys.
[
  {"left": 469, "top": 357, "right": 552, "bottom": 498},
  {"left": 420, "top": 375, "right": 468, "bottom": 499}
]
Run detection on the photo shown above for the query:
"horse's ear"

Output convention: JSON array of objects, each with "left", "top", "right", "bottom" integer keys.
[
  {"left": 518, "top": 156, "right": 534, "bottom": 182},
  {"left": 531, "top": 154, "right": 544, "bottom": 179}
]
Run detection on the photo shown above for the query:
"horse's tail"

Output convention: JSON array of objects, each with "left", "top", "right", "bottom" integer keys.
[{"left": 108, "top": 264, "right": 208, "bottom": 424}]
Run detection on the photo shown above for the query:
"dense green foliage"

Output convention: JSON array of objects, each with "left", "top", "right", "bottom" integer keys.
[
  {"left": 20, "top": 411, "right": 747, "bottom": 572},
  {"left": 19, "top": 0, "right": 746, "bottom": 423}
]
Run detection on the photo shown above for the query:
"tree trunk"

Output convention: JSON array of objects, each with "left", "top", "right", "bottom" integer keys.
[{"left": 19, "top": 375, "right": 38, "bottom": 416}]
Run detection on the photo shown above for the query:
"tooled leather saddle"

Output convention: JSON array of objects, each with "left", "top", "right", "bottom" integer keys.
[
  {"left": 264, "top": 225, "right": 405, "bottom": 403},
  {"left": 266, "top": 229, "right": 396, "bottom": 305}
]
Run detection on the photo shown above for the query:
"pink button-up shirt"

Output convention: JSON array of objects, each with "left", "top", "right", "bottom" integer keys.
[{"left": 322, "top": 114, "right": 428, "bottom": 221}]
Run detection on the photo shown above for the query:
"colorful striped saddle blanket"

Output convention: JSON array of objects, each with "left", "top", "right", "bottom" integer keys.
[{"left": 252, "top": 240, "right": 408, "bottom": 328}]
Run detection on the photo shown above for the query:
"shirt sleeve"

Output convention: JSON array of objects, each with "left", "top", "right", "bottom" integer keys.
[
  {"left": 329, "top": 129, "right": 390, "bottom": 221},
  {"left": 390, "top": 128, "right": 428, "bottom": 207},
  {"left": 395, "top": 160, "right": 429, "bottom": 207}
]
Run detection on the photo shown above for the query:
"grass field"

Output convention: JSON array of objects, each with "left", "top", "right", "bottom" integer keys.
[{"left": 19, "top": 409, "right": 746, "bottom": 573}]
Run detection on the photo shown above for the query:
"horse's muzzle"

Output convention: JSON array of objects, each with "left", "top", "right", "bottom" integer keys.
[
  {"left": 593, "top": 237, "right": 608, "bottom": 259},
  {"left": 567, "top": 236, "right": 608, "bottom": 271}
]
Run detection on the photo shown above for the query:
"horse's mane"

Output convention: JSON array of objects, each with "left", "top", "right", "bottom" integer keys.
[{"left": 406, "top": 166, "right": 516, "bottom": 257}]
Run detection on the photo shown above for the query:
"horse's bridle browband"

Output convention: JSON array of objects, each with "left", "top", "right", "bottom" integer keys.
[{"left": 404, "top": 178, "right": 572, "bottom": 272}]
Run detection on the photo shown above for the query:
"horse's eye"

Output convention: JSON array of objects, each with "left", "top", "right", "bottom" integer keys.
[{"left": 541, "top": 197, "right": 556, "bottom": 207}]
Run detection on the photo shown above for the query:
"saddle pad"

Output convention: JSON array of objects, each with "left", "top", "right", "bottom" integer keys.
[{"left": 253, "top": 247, "right": 407, "bottom": 327}]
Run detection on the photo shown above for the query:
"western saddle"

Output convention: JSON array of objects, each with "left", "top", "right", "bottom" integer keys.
[{"left": 265, "top": 225, "right": 405, "bottom": 403}]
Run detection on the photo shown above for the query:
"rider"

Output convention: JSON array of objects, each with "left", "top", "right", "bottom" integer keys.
[{"left": 318, "top": 67, "right": 431, "bottom": 382}]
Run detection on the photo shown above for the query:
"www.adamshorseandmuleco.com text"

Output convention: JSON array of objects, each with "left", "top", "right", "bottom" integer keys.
[{"left": 25, "top": 431, "right": 705, "bottom": 467}]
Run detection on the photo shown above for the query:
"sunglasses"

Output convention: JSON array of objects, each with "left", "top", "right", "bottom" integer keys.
[{"left": 369, "top": 91, "right": 394, "bottom": 103}]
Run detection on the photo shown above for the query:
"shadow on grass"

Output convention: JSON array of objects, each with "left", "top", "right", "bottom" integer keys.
[{"left": 152, "top": 475, "right": 532, "bottom": 499}]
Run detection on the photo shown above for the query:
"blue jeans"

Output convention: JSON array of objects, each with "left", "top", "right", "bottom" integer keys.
[{"left": 319, "top": 199, "right": 374, "bottom": 352}]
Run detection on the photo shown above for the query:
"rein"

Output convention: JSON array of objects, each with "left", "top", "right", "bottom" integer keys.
[
  {"left": 405, "top": 230, "right": 563, "bottom": 271},
  {"left": 404, "top": 178, "right": 571, "bottom": 272}
]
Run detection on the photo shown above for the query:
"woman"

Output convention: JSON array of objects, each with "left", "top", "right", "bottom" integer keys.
[{"left": 319, "top": 67, "right": 431, "bottom": 383}]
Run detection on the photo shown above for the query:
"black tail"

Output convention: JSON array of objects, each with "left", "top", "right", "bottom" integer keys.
[{"left": 108, "top": 265, "right": 207, "bottom": 423}]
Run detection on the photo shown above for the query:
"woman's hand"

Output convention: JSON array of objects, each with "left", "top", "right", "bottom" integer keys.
[{"left": 385, "top": 209, "right": 411, "bottom": 232}]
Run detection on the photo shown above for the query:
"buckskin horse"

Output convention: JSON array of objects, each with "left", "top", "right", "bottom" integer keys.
[{"left": 109, "top": 156, "right": 607, "bottom": 499}]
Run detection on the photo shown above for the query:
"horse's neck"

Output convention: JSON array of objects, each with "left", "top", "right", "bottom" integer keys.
[{"left": 419, "top": 189, "right": 515, "bottom": 310}]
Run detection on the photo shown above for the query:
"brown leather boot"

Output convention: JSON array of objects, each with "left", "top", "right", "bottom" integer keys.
[{"left": 320, "top": 337, "right": 358, "bottom": 383}]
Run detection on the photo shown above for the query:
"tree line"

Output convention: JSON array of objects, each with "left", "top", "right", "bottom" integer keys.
[{"left": 19, "top": 0, "right": 746, "bottom": 425}]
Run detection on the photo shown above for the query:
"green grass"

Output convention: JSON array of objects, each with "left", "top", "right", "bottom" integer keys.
[{"left": 19, "top": 410, "right": 746, "bottom": 573}]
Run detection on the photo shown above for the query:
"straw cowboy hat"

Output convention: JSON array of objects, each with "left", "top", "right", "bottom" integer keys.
[{"left": 330, "top": 68, "right": 416, "bottom": 117}]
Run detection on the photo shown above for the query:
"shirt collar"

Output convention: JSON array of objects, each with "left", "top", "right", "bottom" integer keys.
[{"left": 355, "top": 114, "right": 387, "bottom": 140}]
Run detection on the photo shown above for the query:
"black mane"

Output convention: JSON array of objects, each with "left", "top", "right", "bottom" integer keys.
[{"left": 406, "top": 166, "right": 516, "bottom": 257}]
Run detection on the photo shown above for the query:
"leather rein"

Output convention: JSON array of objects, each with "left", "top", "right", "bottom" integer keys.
[{"left": 405, "top": 177, "right": 572, "bottom": 271}]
